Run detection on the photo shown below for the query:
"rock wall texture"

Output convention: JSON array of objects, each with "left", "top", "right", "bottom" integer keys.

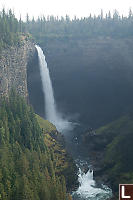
[{"left": 0, "top": 41, "right": 36, "bottom": 99}]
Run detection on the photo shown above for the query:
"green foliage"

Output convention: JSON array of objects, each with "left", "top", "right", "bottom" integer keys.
[
  {"left": 36, "top": 114, "right": 56, "bottom": 133},
  {"left": 0, "top": 91, "right": 70, "bottom": 200},
  {"left": 36, "top": 115, "right": 78, "bottom": 191},
  {"left": 96, "top": 114, "right": 133, "bottom": 192},
  {"left": 0, "top": 9, "right": 28, "bottom": 50},
  {"left": 1, "top": 8, "right": 133, "bottom": 50}
]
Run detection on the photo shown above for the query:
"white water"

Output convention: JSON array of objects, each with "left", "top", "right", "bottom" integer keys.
[
  {"left": 72, "top": 161, "right": 112, "bottom": 200},
  {"left": 35, "top": 45, "right": 72, "bottom": 132}
]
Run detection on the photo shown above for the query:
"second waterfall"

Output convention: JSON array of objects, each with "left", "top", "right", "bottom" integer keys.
[{"left": 35, "top": 45, "right": 72, "bottom": 132}]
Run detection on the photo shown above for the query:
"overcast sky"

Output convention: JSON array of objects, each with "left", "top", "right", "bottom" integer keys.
[{"left": 0, "top": 0, "right": 133, "bottom": 20}]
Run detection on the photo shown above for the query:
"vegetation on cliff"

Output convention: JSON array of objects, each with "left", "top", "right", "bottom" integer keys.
[
  {"left": 83, "top": 114, "right": 133, "bottom": 198},
  {"left": 36, "top": 114, "right": 78, "bottom": 191},
  {"left": 97, "top": 114, "right": 133, "bottom": 189},
  {"left": 0, "top": 9, "right": 32, "bottom": 50},
  {"left": 0, "top": 90, "right": 76, "bottom": 200},
  {"left": 0, "top": 9, "right": 20, "bottom": 49}
]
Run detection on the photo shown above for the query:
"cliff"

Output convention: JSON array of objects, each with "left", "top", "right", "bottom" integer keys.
[
  {"left": 0, "top": 40, "right": 36, "bottom": 98},
  {"left": 37, "top": 38, "right": 133, "bottom": 128},
  {"left": 0, "top": 40, "right": 78, "bottom": 198}
]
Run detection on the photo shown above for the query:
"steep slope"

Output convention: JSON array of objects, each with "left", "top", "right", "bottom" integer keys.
[
  {"left": 83, "top": 113, "right": 133, "bottom": 198},
  {"left": 36, "top": 114, "right": 78, "bottom": 191},
  {"left": 0, "top": 91, "right": 76, "bottom": 200}
]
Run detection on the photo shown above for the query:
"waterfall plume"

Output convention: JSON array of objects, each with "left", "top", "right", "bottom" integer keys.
[{"left": 35, "top": 45, "right": 72, "bottom": 132}]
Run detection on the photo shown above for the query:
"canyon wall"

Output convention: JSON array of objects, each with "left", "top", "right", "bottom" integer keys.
[{"left": 0, "top": 40, "right": 36, "bottom": 99}]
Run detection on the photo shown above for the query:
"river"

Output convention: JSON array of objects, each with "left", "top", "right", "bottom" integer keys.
[{"left": 72, "top": 159, "right": 112, "bottom": 200}]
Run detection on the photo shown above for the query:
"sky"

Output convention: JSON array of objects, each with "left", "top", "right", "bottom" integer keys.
[{"left": 0, "top": 0, "right": 133, "bottom": 20}]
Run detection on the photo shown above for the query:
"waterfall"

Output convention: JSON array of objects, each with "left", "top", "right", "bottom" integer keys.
[{"left": 35, "top": 45, "right": 72, "bottom": 132}]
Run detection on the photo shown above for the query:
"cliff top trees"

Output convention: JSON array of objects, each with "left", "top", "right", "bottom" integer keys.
[
  {"left": 24, "top": 8, "right": 133, "bottom": 43},
  {"left": 0, "top": 9, "right": 25, "bottom": 50},
  {"left": 1, "top": 8, "right": 133, "bottom": 49}
]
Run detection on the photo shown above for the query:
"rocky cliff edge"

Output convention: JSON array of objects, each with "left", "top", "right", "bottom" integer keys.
[{"left": 0, "top": 40, "right": 36, "bottom": 98}]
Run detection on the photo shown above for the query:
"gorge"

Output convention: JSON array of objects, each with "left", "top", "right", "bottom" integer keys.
[
  {"left": 1, "top": 9, "right": 133, "bottom": 199},
  {"left": 35, "top": 45, "right": 112, "bottom": 199},
  {"left": 26, "top": 37, "right": 133, "bottom": 199}
]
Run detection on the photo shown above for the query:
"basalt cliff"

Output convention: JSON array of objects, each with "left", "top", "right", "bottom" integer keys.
[{"left": 0, "top": 40, "right": 36, "bottom": 99}]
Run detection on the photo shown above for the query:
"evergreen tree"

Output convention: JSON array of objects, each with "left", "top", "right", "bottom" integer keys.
[{"left": 0, "top": 91, "right": 69, "bottom": 200}]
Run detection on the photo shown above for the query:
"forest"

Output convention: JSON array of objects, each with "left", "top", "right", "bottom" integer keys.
[
  {"left": 0, "top": 90, "right": 75, "bottom": 200},
  {"left": 1, "top": 8, "right": 133, "bottom": 49}
]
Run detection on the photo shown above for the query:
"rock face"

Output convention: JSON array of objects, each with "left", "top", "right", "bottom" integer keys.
[
  {"left": 40, "top": 38, "right": 133, "bottom": 128},
  {"left": 0, "top": 41, "right": 36, "bottom": 99}
]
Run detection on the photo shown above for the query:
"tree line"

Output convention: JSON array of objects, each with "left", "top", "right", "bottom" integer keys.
[
  {"left": 25, "top": 9, "right": 133, "bottom": 43},
  {"left": 0, "top": 9, "right": 20, "bottom": 49},
  {"left": 0, "top": 8, "right": 133, "bottom": 49}
]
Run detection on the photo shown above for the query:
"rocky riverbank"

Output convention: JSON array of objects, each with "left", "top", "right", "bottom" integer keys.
[
  {"left": 80, "top": 129, "right": 117, "bottom": 199},
  {"left": 81, "top": 114, "right": 133, "bottom": 200}
]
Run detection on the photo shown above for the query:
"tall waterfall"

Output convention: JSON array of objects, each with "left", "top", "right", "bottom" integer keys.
[{"left": 35, "top": 45, "right": 72, "bottom": 132}]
